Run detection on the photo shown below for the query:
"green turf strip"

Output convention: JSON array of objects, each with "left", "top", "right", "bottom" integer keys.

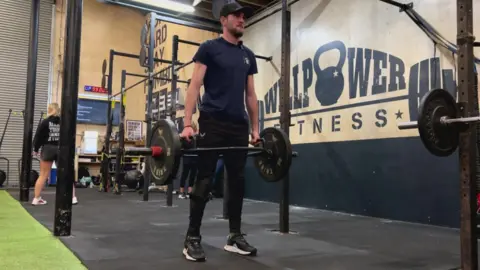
[{"left": 0, "top": 191, "right": 86, "bottom": 270}]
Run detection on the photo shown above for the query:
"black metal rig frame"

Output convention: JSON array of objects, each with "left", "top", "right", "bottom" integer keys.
[
  {"left": 112, "top": 68, "right": 191, "bottom": 195},
  {"left": 100, "top": 49, "right": 175, "bottom": 194},
  {"left": 457, "top": 1, "right": 478, "bottom": 269},
  {"left": 19, "top": 0, "right": 40, "bottom": 201},
  {"left": 53, "top": 0, "right": 83, "bottom": 236},
  {"left": 379, "top": 0, "right": 478, "bottom": 268},
  {"left": 279, "top": 0, "right": 291, "bottom": 234},
  {"left": 31, "top": 2, "right": 480, "bottom": 269}
]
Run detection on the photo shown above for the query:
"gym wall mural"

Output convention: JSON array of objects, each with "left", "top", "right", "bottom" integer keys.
[
  {"left": 238, "top": 0, "right": 475, "bottom": 228},
  {"left": 258, "top": 42, "right": 456, "bottom": 144},
  {"left": 245, "top": 0, "right": 463, "bottom": 145}
]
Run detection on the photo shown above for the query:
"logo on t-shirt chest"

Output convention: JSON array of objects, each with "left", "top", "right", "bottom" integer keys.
[{"left": 244, "top": 56, "right": 250, "bottom": 66}]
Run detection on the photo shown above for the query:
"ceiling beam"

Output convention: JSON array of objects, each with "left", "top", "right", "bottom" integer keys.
[
  {"left": 195, "top": 6, "right": 213, "bottom": 14},
  {"left": 201, "top": 0, "right": 271, "bottom": 8},
  {"left": 176, "top": 7, "right": 214, "bottom": 20},
  {"left": 197, "top": 1, "right": 212, "bottom": 9},
  {"left": 237, "top": 0, "right": 268, "bottom": 7},
  {"left": 103, "top": 0, "right": 221, "bottom": 32}
]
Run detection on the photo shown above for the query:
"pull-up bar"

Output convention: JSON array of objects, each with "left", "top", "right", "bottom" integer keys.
[
  {"left": 178, "top": 38, "right": 201, "bottom": 47},
  {"left": 125, "top": 72, "right": 190, "bottom": 84},
  {"left": 174, "top": 60, "right": 194, "bottom": 72},
  {"left": 255, "top": 55, "right": 273, "bottom": 61},
  {"left": 112, "top": 50, "right": 179, "bottom": 65},
  {"left": 110, "top": 64, "right": 191, "bottom": 99}
]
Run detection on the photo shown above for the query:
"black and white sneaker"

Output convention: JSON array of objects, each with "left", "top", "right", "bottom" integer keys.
[
  {"left": 183, "top": 235, "right": 206, "bottom": 262},
  {"left": 224, "top": 233, "right": 257, "bottom": 256}
]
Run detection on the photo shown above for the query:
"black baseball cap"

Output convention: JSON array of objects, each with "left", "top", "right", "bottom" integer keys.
[{"left": 219, "top": 2, "right": 254, "bottom": 19}]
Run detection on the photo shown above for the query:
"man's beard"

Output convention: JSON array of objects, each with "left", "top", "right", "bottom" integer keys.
[{"left": 229, "top": 27, "right": 243, "bottom": 38}]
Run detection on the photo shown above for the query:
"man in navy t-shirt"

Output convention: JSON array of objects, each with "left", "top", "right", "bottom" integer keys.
[{"left": 180, "top": 1, "right": 260, "bottom": 262}]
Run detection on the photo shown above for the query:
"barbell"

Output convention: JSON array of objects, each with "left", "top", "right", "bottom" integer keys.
[
  {"left": 112, "top": 119, "right": 297, "bottom": 185},
  {"left": 397, "top": 88, "right": 480, "bottom": 157}
]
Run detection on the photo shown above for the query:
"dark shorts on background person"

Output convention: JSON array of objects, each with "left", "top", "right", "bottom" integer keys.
[{"left": 40, "top": 145, "right": 58, "bottom": 162}]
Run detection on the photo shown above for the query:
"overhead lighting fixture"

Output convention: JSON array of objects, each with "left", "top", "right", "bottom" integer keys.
[
  {"left": 131, "top": 0, "right": 195, "bottom": 13},
  {"left": 192, "top": 0, "right": 203, "bottom": 6}
]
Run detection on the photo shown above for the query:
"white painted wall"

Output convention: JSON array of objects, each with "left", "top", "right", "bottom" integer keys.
[{"left": 242, "top": 0, "right": 480, "bottom": 145}]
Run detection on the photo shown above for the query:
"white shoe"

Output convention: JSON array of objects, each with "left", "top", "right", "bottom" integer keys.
[
  {"left": 72, "top": 197, "right": 78, "bottom": 205},
  {"left": 32, "top": 197, "right": 47, "bottom": 206}
]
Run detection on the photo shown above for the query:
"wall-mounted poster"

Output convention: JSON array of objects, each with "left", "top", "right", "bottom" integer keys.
[{"left": 126, "top": 120, "right": 143, "bottom": 141}]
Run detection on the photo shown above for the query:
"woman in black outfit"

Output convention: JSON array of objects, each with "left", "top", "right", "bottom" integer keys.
[
  {"left": 178, "top": 122, "right": 198, "bottom": 199},
  {"left": 32, "top": 103, "right": 78, "bottom": 205}
]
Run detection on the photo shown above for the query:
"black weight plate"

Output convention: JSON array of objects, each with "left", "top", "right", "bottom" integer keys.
[
  {"left": 254, "top": 127, "right": 293, "bottom": 182},
  {"left": 149, "top": 119, "right": 182, "bottom": 185},
  {"left": 101, "top": 75, "right": 106, "bottom": 88},
  {"left": 0, "top": 170, "right": 6, "bottom": 186},
  {"left": 139, "top": 45, "right": 147, "bottom": 68},
  {"left": 102, "top": 59, "right": 107, "bottom": 75},
  {"left": 30, "top": 170, "right": 39, "bottom": 187},
  {"left": 418, "top": 88, "right": 459, "bottom": 157},
  {"left": 141, "top": 24, "right": 148, "bottom": 46}
]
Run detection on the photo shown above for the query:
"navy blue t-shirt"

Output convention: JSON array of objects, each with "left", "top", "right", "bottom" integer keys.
[{"left": 193, "top": 37, "right": 258, "bottom": 124}]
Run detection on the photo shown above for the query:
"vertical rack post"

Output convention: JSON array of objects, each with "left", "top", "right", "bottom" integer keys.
[
  {"left": 166, "top": 35, "right": 179, "bottom": 207},
  {"left": 279, "top": 0, "right": 291, "bottom": 234},
  {"left": 20, "top": 0, "right": 41, "bottom": 202},
  {"left": 456, "top": 0, "right": 478, "bottom": 269},
  {"left": 53, "top": 0, "right": 83, "bottom": 236},
  {"left": 103, "top": 49, "right": 114, "bottom": 193},
  {"left": 143, "top": 12, "right": 156, "bottom": 201},
  {"left": 114, "top": 70, "right": 127, "bottom": 195}
]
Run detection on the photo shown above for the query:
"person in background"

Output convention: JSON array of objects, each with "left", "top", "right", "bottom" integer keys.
[
  {"left": 179, "top": 122, "right": 198, "bottom": 199},
  {"left": 32, "top": 103, "right": 78, "bottom": 206}
]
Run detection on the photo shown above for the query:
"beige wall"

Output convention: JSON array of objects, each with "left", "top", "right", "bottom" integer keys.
[
  {"left": 242, "top": 0, "right": 480, "bottom": 145},
  {"left": 144, "top": 17, "right": 219, "bottom": 130},
  {"left": 52, "top": 0, "right": 146, "bottom": 147},
  {"left": 52, "top": 0, "right": 219, "bottom": 148}
]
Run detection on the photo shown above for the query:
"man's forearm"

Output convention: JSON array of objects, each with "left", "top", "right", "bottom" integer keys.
[
  {"left": 183, "top": 88, "right": 199, "bottom": 126},
  {"left": 246, "top": 95, "right": 259, "bottom": 132}
]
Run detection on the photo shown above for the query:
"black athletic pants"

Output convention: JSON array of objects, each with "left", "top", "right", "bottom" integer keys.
[
  {"left": 180, "top": 159, "right": 197, "bottom": 188},
  {"left": 187, "top": 112, "right": 249, "bottom": 236}
]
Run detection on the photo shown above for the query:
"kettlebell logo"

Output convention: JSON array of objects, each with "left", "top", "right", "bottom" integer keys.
[
  {"left": 313, "top": 41, "right": 347, "bottom": 106},
  {"left": 244, "top": 57, "right": 250, "bottom": 65}
]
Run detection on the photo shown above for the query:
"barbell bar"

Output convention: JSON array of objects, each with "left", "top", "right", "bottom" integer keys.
[
  {"left": 396, "top": 88, "right": 480, "bottom": 157},
  {"left": 111, "top": 146, "right": 265, "bottom": 157},
  {"left": 112, "top": 146, "right": 163, "bottom": 157},
  {"left": 111, "top": 147, "right": 298, "bottom": 158},
  {"left": 398, "top": 116, "right": 480, "bottom": 130},
  {"left": 398, "top": 121, "right": 419, "bottom": 130},
  {"left": 441, "top": 116, "right": 480, "bottom": 124},
  {"left": 111, "top": 119, "right": 297, "bottom": 184},
  {"left": 112, "top": 146, "right": 297, "bottom": 159}
]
